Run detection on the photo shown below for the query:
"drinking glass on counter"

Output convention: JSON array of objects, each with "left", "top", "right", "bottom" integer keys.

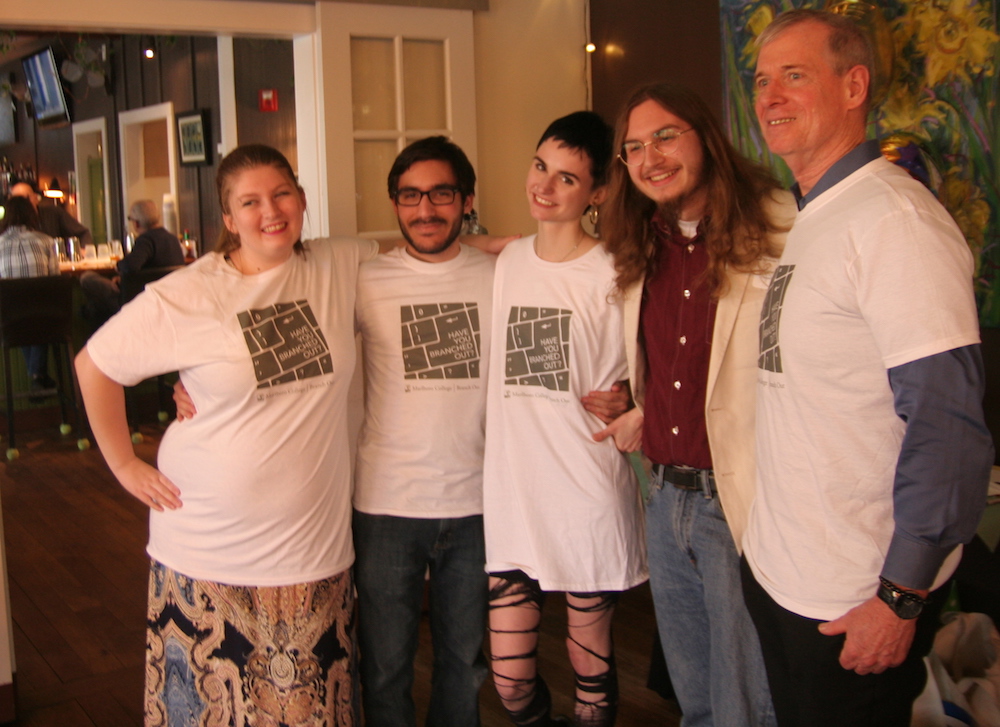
[
  {"left": 52, "top": 237, "right": 67, "bottom": 263},
  {"left": 66, "top": 236, "right": 82, "bottom": 263}
]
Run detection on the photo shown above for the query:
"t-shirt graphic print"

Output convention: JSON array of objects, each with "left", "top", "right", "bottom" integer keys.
[
  {"left": 401, "top": 302, "right": 482, "bottom": 379},
  {"left": 504, "top": 306, "right": 571, "bottom": 391},
  {"left": 239, "top": 300, "right": 332, "bottom": 388},
  {"left": 758, "top": 264, "right": 794, "bottom": 374}
]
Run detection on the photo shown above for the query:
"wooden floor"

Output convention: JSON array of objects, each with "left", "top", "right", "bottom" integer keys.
[{"left": 0, "top": 423, "right": 680, "bottom": 726}]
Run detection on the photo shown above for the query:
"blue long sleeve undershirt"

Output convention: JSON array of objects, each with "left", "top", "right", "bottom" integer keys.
[{"left": 881, "top": 344, "right": 993, "bottom": 590}]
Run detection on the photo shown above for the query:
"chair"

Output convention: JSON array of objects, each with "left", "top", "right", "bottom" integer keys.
[
  {"left": 0, "top": 276, "right": 89, "bottom": 459},
  {"left": 119, "top": 265, "right": 184, "bottom": 440},
  {"left": 118, "top": 265, "right": 186, "bottom": 306}
]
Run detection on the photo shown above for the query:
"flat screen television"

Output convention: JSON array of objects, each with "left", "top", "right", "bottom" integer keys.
[{"left": 22, "top": 47, "right": 71, "bottom": 128}]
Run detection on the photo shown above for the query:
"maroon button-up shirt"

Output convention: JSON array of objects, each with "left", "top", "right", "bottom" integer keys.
[{"left": 640, "top": 218, "right": 716, "bottom": 469}]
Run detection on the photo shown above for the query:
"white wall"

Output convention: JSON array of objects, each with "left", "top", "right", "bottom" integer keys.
[{"left": 473, "top": 0, "right": 590, "bottom": 236}]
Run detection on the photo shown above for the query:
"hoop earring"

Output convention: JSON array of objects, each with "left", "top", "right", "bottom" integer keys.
[{"left": 588, "top": 205, "right": 599, "bottom": 227}]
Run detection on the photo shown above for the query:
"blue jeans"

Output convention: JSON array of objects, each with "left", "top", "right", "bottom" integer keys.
[
  {"left": 353, "top": 511, "right": 489, "bottom": 727},
  {"left": 645, "top": 479, "right": 775, "bottom": 727},
  {"left": 21, "top": 345, "right": 48, "bottom": 379}
]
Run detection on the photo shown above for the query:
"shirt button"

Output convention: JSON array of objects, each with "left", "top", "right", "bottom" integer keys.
[
  {"left": 671, "top": 426, "right": 679, "bottom": 435},
  {"left": 679, "top": 336, "right": 687, "bottom": 345},
  {"left": 674, "top": 381, "right": 682, "bottom": 390},
  {"left": 683, "top": 289, "right": 691, "bottom": 299},
  {"left": 687, "top": 244, "right": 694, "bottom": 253}
]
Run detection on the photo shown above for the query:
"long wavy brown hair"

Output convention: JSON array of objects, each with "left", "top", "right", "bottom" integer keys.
[{"left": 602, "top": 83, "right": 786, "bottom": 296}]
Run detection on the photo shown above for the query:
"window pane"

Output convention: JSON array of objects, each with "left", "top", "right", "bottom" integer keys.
[
  {"left": 402, "top": 39, "right": 446, "bottom": 130},
  {"left": 351, "top": 37, "right": 397, "bottom": 131},
  {"left": 355, "top": 140, "right": 399, "bottom": 233}
]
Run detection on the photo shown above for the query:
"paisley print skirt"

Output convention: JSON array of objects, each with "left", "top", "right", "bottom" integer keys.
[{"left": 144, "top": 559, "right": 357, "bottom": 726}]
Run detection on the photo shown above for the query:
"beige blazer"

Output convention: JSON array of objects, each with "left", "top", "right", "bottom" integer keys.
[{"left": 623, "top": 192, "right": 796, "bottom": 552}]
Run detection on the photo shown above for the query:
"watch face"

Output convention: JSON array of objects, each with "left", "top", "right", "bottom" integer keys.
[
  {"left": 895, "top": 594, "right": 923, "bottom": 619},
  {"left": 878, "top": 582, "right": 924, "bottom": 619}
]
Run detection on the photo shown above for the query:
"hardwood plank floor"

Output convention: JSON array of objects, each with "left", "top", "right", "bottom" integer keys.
[{"left": 0, "top": 425, "right": 680, "bottom": 726}]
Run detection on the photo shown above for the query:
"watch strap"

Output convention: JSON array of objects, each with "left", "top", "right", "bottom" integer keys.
[{"left": 877, "top": 577, "right": 927, "bottom": 619}]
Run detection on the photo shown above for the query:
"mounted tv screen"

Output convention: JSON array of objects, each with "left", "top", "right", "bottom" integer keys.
[{"left": 22, "top": 47, "right": 71, "bottom": 128}]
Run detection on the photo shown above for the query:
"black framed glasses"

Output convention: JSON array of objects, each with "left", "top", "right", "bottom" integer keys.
[
  {"left": 618, "top": 127, "right": 694, "bottom": 166},
  {"left": 393, "top": 186, "right": 460, "bottom": 206}
]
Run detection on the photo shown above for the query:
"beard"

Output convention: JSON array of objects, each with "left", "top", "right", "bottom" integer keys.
[
  {"left": 399, "top": 213, "right": 463, "bottom": 256},
  {"left": 656, "top": 185, "right": 706, "bottom": 226},
  {"left": 655, "top": 170, "right": 709, "bottom": 226}
]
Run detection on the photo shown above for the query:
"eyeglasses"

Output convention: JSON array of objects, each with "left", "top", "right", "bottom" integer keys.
[
  {"left": 393, "top": 186, "right": 460, "bottom": 207},
  {"left": 618, "top": 127, "right": 694, "bottom": 166}
]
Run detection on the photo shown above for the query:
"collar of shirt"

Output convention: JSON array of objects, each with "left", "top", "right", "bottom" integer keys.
[
  {"left": 651, "top": 212, "right": 705, "bottom": 247},
  {"left": 793, "top": 139, "right": 882, "bottom": 210}
]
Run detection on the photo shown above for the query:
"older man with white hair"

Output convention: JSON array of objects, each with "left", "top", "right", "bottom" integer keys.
[
  {"left": 80, "top": 199, "right": 184, "bottom": 328},
  {"left": 742, "top": 8, "right": 993, "bottom": 725}
]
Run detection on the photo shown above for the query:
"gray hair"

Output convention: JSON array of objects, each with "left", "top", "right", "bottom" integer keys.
[
  {"left": 757, "top": 9, "right": 874, "bottom": 107},
  {"left": 128, "top": 199, "right": 161, "bottom": 230}
]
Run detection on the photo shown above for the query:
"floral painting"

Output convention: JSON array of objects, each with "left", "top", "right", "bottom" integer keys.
[{"left": 721, "top": 0, "right": 1000, "bottom": 326}]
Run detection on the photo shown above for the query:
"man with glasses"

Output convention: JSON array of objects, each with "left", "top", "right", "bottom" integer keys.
[
  {"left": 596, "top": 83, "right": 795, "bottom": 726},
  {"left": 352, "top": 136, "right": 495, "bottom": 726}
]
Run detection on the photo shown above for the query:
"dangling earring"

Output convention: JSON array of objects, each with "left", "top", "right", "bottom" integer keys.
[{"left": 588, "top": 205, "right": 599, "bottom": 227}]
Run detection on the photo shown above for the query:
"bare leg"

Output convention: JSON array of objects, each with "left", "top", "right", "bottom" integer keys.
[{"left": 566, "top": 591, "right": 619, "bottom": 727}]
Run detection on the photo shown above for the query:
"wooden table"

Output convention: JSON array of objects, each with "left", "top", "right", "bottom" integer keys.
[{"left": 59, "top": 259, "right": 117, "bottom": 274}]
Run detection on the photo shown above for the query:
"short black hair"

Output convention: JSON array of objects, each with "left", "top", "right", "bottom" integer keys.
[
  {"left": 536, "top": 111, "right": 614, "bottom": 187},
  {"left": 387, "top": 136, "right": 476, "bottom": 199}
]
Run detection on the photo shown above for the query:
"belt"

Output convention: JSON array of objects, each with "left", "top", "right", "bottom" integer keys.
[{"left": 650, "top": 463, "right": 715, "bottom": 496}]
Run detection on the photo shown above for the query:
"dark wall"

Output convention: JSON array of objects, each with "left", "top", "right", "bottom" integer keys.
[
  {"left": 0, "top": 34, "right": 222, "bottom": 254},
  {"left": 590, "top": 0, "right": 722, "bottom": 126},
  {"left": 233, "top": 38, "right": 297, "bottom": 172}
]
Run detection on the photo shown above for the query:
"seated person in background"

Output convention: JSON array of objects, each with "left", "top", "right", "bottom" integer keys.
[
  {"left": 0, "top": 196, "right": 59, "bottom": 394},
  {"left": 81, "top": 199, "right": 185, "bottom": 328},
  {"left": 9, "top": 181, "right": 93, "bottom": 250}
]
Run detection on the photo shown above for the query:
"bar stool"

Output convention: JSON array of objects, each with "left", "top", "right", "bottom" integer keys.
[
  {"left": 0, "top": 276, "right": 90, "bottom": 459},
  {"left": 119, "top": 265, "right": 184, "bottom": 442}
]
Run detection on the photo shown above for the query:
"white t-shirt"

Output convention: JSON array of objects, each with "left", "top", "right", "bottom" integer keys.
[
  {"left": 353, "top": 245, "right": 496, "bottom": 517},
  {"left": 87, "top": 238, "right": 379, "bottom": 586},
  {"left": 482, "top": 236, "right": 647, "bottom": 592},
  {"left": 745, "top": 158, "right": 980, "bottom": 620}
]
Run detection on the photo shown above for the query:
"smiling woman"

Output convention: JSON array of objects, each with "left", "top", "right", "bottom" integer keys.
[
  {"left": 220, "top": 163, "right": 307, "bottom": 273},
  {"left": 75, "top": 143, "right": 381, "bottom": 726},
  {"left": 483, "top": 111, "right": 647, "bottom": 727}
]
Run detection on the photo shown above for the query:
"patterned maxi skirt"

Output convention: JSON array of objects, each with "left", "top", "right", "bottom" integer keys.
[{"left": 144, "top": 559, "right": 357, "bottom": 726}]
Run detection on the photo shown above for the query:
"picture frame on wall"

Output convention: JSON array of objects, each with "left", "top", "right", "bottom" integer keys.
[{"left": 176, "top": 109, "right": 211, "bottom": 166}]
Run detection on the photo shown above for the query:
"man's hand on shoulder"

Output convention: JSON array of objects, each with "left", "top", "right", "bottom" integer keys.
[{"left": 818, "top": 594, "right": 919, "bottom": 674}]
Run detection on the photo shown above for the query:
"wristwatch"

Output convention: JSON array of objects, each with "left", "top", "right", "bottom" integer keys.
[{"left": 877, "top": 577, "right": 927, "bottom": 619}]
